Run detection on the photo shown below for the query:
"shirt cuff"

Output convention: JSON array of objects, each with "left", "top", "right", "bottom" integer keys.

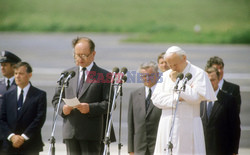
[
  {"left": 7, "top": 133, "right": 15, "bottom": 141},
  {"left": 21, "top": 134, "right": 29, "bottom": 140}
]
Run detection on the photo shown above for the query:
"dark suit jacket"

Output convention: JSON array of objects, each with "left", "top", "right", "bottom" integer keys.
[
  {"left": 52, "top": 63, "right": 112, "bottom": 142},
  {"left": 200, "top": 90, "right": 241, "bottom": 155},
  {"left": 0, "top": 78, "right": 17, "bottom": 142},
  {"left": 128, "top": 87, "right": 162, "bottom": 155},
  {"left": 0, "top": 84, "right": 47, "bottom": 153},
  {"left": 222, "top": 79, "right": 241, "bottom": 113}
]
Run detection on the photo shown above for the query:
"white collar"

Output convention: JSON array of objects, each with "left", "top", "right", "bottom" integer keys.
[
  {"left": 17, "top": 83, "right": 31, "bottom": 97},
  {"left": 79, "top": 62, "right": 94, "bottom": 72},
  {"left": 5, "top": 76, "right": 15, "bottom": 86}
]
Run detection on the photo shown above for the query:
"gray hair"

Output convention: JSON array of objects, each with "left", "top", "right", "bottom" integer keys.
[
  {"left": 164, "top": 46, "right": 186, "bottom": 60},
  {"left": 138, "top": 61, "right": 158, "bottom": 73}
]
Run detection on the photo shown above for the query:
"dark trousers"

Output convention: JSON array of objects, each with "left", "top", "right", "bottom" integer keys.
[{"left": 65, "top": 138, "right": 101, "bottom": 155}]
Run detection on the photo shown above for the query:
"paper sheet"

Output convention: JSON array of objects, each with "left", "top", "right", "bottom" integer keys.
[{"left": 62, "top": 97, "right": 81, "bottom": 107}]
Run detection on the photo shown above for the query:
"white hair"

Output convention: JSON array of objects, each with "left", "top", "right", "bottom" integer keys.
[
  {"left": 164, "top": 46, "right": 186, "bottom": 59},
  {"left": 138, "top": 61, "right": 158, "bottom": 73}
]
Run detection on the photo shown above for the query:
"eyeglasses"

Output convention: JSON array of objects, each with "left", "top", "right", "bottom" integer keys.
[
  {"left": 73, "top": 52, "right": 92, "bottom": 60},
  {"left": 139, "top": 73, "right": 156, "bottom": 78}
]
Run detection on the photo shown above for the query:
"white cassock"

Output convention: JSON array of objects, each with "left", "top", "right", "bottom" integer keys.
[{"left": 152, "top": 61, "right": 217, "bottom": 155}]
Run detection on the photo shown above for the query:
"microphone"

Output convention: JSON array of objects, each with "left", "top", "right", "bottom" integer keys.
[
  {"left": 64, "top": 71, "right": 76, "bottom": 85},
  {"left": 174, "top": 73, "right": 184, "bottom": 90},
  {"left": 57, "top": 71, "right": 69, "bottom": 85},
  {"left": 116, "top": 67, "right": 128, "bottom": 84},
  {"left": 111, "top": 67, "right": 119, "bottom": 84},
  {"left": 116, "top": 76, "right": 127, "bottom": 98},
  {"left": 122, "top": 75, "right": 127, "bottom": 83},
  {"left": 181, "top": 73, "right": 192, "bottom": 91}
]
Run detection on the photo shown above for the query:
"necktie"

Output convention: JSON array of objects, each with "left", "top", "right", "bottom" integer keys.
[
  {"left": 77, "top": 68, "right": 86, "bottom": 97},
  {"left": 145, "top": 88, "right": 152, "bottom": 112},
  {"left": 207, "top": 101, "right": 213, "bottom": 118},
  {"left": 6, "top": 79, "right": 10, "bottom": 90},
  {"left": 17, "top": 89, "right": 24, "bottom": 116}
]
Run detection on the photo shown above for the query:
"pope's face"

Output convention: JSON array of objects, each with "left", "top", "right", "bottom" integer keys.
[{"left": 166, "top": 53, "right": 187, "bottom": 73}]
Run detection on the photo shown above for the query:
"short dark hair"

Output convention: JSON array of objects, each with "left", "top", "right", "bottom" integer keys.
[
  {"left": 206, "top": 56, "right": 224, "bottom": 69},
  {"left": 72, "top": 37, "right": 95, "bottom": 52},
  {"left": 157, "top": 52, "right": 165, "bottom": 63},
  {"left": 205, "top": 67, "right": 220, "bottom": 79},
  {"left": 15, "top": 62, "right": 32, "bottom": 73}
]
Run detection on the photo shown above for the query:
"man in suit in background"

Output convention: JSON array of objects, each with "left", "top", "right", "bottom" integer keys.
[
  {"left": 200, "top": 67, "right": 241, "bottom": 155},
  {"left": 157, "top": 52, "right": 169, "bottom": 73},
  {"left": 0, "top": 62, "right": 47, "bottom": 155},
  {"left": 128, "top": 61, "right": 162, "bottom": 155},
  {"left": 206, "top": 56, "right": 241, "bottom": 113},
  {"left": 52, "top": 37, "right": 112, "bottom": 155},
  {"left": 0, "top": 51, "right": 21, "bottom": 153}
]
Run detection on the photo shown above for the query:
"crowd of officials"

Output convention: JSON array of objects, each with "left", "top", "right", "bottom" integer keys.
[{"left": 0, "top": 37, "right": 241, "bottom": 155}]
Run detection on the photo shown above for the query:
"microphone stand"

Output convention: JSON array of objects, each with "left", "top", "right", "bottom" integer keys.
[
  {"left": 166, "top": 87, "right": 183, "bottom": 155},
  {"left": 103, "top": 83, "right": 120, "bottom": 155},
  {"left": 118, "top": 83, "right": 123, "bottom": 155},
  {"left": 48, "top": 82, "right": 67, "bottom": 155}
]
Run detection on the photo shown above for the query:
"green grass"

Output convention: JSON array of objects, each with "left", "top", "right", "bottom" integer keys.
[{"left": 0, "top": 0, "right": 249, "bottom": 44}]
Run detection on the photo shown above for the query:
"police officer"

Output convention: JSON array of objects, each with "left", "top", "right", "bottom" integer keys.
[{"left": 0, "top": 50, "right": 21, "bottom": 153}]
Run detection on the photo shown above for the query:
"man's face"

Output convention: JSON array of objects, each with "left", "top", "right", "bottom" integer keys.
[
  {"left": 166, "top": 53, "right": 186, "bottom": 73},
  {"left": 212, "top": 64, "right": 224, "bottom": 80},
  {"left": 140, "top": 67, "right": 159, "bottom": 88},
  {"left": 14, "top": 66, "right": 32, "bottom": 88},
  {"left": 208, "top": 71, "right": 219, "bottom": 91},
  {"left": 158, "top": 58, "right": 169, "bottom": 72},
  {"left": 1, "top": 62, "right": 15, "bottom": 78},
  {"left": 74, "top": 41, "right": 96, "bottom": 68}
]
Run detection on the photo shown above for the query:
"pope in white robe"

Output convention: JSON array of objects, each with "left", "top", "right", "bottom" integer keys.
[{"left": 152, "top": 46, "right": 217, "bottom": 155}]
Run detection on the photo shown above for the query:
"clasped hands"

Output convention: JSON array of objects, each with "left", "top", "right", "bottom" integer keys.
[
  {"left": 10, "top": 135, "right": 25, "bottom": 148},
  {"left": 63, "top": 103, "right": 89, "bottom": 115}
]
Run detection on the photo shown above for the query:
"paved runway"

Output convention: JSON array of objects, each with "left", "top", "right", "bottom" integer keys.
[{"left": 0, "top": 32, "right": 250, "bottom": 154}]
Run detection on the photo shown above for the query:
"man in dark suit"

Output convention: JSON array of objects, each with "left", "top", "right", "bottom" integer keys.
[
  {"left": 206, "top": 56, "right": 241, "bottom": 113},
  {"left": 0, "top": 62, "right": 47, "bottom": 155},
  {"left": 0, "top": 51, "right": 21, "bottom": 153},
  {"left": 128, "top": 61, "right": 162, "bottom": 155},
  {"left": 200, "top": 67, "right": 241, "bottom": 155},
  {"left": 52, "top": 37, "right": 113, "bottom": 155}
]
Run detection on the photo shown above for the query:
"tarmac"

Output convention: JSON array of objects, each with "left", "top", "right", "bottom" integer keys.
[{"left": 0, "top": 32, "right": 250, "bottom": 154}]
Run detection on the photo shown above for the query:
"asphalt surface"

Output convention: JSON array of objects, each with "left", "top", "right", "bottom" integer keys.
[{"left": 0, "top": 32, "right": 250, "bottom": 154}]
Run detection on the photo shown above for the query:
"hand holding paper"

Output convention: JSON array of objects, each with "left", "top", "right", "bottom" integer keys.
[{"left": 62, "top": 97, "right": 81, "bottom": 107}]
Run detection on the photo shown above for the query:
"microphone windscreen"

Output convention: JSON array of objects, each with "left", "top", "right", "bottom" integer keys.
[
  {"left": 121, "top": 67, "right": 128, "bottom": 74},
  {"left": 122, "top": 76, "right": 127, "bottom": 83},
  {"left": 112, "top": 67, "right": 119, "bottom": 73},
  {"left": 62, "top": 71, "right": 69, "bottom": 76},
  {"left": 185, "top": 73, "right": 192, "bottom": 80},
  {"left": 177, "top": 73, "right": 184, "bottom": 80},
  {"left": 69, "top": 71, "right": 76, "bottom": 78}
]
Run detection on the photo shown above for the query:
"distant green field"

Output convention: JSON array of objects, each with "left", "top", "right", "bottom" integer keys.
[{"left": 0, "top": 0, "right": 249, "bottom": 44}]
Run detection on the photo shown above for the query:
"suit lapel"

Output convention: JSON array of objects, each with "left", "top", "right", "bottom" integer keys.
[
  {"left": 137, "top": 87, "right": 146, "bottom": 117},
  {"left": 208, "top": 91, "right": 223, "bottom": 122},
  {"left": 9, "top": 88, "right": 18, "bottom": 120}
]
